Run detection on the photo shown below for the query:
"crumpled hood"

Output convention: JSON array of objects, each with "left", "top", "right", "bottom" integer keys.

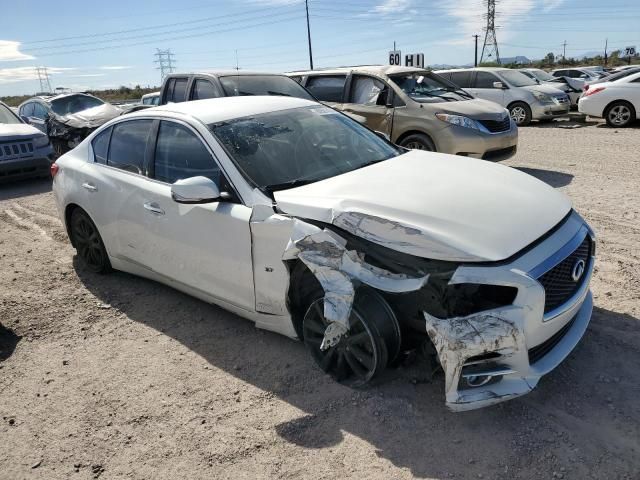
[
  {"left": 56, "top": 103, "right": 122, "bottom": 128},
  {"left": 0, "top": 122, "right": 45, "bottom": 139},
  {"left": 438, "top": 97, "right": 508, "bottom": 121},
  {"left": 274, "top": 150, "right": 572, "bottom": 262},
  {"left": 523, "top": 84, "right": 567, "bottom": 97}
]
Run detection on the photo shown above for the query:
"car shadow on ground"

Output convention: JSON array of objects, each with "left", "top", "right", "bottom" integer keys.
[
  {"left": 73, "top": 259, "right": 640, "bottom": 478},
  {"left": 0, "top": 323, "right": 21, "bottom": 362},
  {"left": 0, "top": 177, "right": 51, "bottom": 201},
  {"left": 515, "top": 167, "right": 573, "bottom": 188}
]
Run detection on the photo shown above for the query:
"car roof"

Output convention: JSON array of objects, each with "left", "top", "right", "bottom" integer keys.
[
  {"left": 288, "top": 65, "right": 428, "bottom": 76},
  {"left": 436, "top": 67, "right": 510, "bottom": 73},
  {"left": 23, "top": 92, "right": 99, "bottom": 105},
  {"left": 129, "top": 95, "right": 318, "bottom": 124},
  {"left": 166, "top": 70, "right": 285, "bottom": 78}
]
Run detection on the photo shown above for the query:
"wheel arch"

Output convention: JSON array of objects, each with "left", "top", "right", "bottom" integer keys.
[
  {"left": 603, "top": 99, "right": 636, "bottom": 118},
  {"left": 64, "top": 203, "right": 101, "bottom": 249}
]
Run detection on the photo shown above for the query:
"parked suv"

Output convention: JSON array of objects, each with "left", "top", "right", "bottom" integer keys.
[
  {"left": 159, "top": 71, "right": 315, "bottom": 105},
  {"left": 437, "top": 68, "right": 570, "bottom": 126},
  {"left": 289, "top": 66, "right": 518, "bottom": 160},
  {"left": 0, "top": 101, "right": 54, "bottom": 181}
]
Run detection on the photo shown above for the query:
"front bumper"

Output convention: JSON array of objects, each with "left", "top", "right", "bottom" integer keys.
[
  {"left": 531, "top": 100, "right": 570, "bottom": 120},
  {"left": 435, "top": 121, "right": 518, "bottom": 161},
  {"left": 425, "top": 211, "right": 595, "bottom": 411},
  {"left": 0, "top": 149, "right": 55, "bottom": 182}
]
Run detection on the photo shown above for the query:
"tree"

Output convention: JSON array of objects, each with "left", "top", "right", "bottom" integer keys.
[{"left": 544, "top": 52, "right": 555, "bottom": 65}]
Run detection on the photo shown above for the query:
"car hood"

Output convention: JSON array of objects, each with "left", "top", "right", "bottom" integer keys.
[
  {"left": 437, "top": 97, "right": 508, "bottom": 121},
  {"left": 274, "top": 150, "right": 572, "bottom": 262},
  {"left": 55, "top": 103, "right": 122, "bottom": 129},
  {"left": 523, "top": 84, "right": 567, "bottom": 96},
  {"left": 0, "top": 122, "right": 46, "bottom": 140}
]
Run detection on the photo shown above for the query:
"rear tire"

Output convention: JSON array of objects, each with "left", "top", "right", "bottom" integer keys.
[
  {"left": 302, "top": 285, "right": 401, "bottom": 387},
  {"left": 508, "top": 102, "right": 532, "bottom": 126},
  {"left": 399, "top": 133, "right": 436, "bottom": 151},
  {"left": 70, "top": 209, "right": 111, "bottom": 273},
  {"left": 604, "top": 101, "right": 635, "bottom": 128}
]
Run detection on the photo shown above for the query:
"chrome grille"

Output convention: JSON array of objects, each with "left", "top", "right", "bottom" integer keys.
[
  {"left": 537, "top": 235, "right": 592, "bottom": 313},
  {"left": 0, "top": 141, "right": 34, "bottom": 161}
]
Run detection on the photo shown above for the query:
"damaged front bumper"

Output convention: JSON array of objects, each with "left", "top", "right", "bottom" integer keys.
[{"left": 425, "top": 213, "right": 595, "bottom": 411}]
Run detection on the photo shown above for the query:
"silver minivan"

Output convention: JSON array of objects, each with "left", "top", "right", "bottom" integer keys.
[{"left": 437, "top": 68, "right": 570, "bottom": 126}]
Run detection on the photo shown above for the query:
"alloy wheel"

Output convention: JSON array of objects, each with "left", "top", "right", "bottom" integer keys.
[
  {"left": 510, "top": 106, "right": 527, "bottom": 125},
  {"left": 608, "top": 105, "right": 631, "bottom": 126},
  {"left": 404, "top": 141, "right": 432, "bottom": 151},
  {"left": 72, "top": 212, "right": 107, "bottom": 271}
]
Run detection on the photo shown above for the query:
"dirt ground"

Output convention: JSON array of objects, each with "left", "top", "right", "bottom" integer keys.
[{"left": 1, "top": 119, "right": 639, "bottom": 480}]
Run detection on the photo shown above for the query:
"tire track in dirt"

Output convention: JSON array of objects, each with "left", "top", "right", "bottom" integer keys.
[{"left": 3, "top": 208, "right": 53, "bottom": 242}]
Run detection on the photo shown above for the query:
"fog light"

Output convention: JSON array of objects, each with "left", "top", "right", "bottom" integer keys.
[{"left": 466, "top": 375, "right": 493, "bottom": 387}]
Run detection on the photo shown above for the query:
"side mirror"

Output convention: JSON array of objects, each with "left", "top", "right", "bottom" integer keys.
[
  {"left": 375, "top": 130, "right": 390, "bottom": 141},
  {"left": 493, "top": 81, "right": 506, "bottom": 89},
  {"left": 171, "top": 176, "right": 220, "bottom": 204},
  {"left": 20, "top": 115, "right": 30, "bottom": 123}
]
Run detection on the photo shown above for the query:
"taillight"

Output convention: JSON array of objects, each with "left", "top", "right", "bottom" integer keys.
[
  {"left": 50, "top": 163, "right": 59, "bottom": 178},
  {"left": 584, "top": 86, "right": 605, "bottom": 97}
]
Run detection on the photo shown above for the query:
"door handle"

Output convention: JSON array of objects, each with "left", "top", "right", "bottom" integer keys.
[
  {"left": 143, "top": 202, "right": 165, "bottom": 215},
  {"left": 82, "top": 182, "right": 97, "bottom": 192}
]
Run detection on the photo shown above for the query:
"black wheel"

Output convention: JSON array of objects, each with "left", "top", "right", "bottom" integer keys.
[
  {"left": 508, "top": 102, "right": 532, "bottom": 126},
  {"left": 399, "top": 133, "right": 436, "bottom": 151},
  {"left": 70, "top": 209, "right": 111, "bottom": 273},
  {"left": 302, "top": 286, "right": 400, "bottom": 387},
  {"left": 604, "top": 101, "right": 635, "bottom": 128}
]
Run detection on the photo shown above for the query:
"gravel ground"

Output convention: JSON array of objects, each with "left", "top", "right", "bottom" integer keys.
[{"left": 1, "top": 119, "right": 639, "bottom": 479}]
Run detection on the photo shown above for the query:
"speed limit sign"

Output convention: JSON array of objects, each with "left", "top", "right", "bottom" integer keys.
[{"left": 389, "top": 50, "right": 401, "bottom": 65}]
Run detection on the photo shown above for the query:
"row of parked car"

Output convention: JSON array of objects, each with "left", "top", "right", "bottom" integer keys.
[{"left": 1, "top": 64, "right": 638, "bottom": 182}]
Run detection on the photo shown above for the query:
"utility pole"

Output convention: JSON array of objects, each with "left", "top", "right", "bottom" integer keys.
[
  {"left": 562, "top": 40, "right": 567, "bottom": 65},
  {"left": 473, "top": 34, "right": 479, "bottom": 67},
  {"left": 235, "top": 50, "right": 239, "bottom": 71},
  {"left": 305, "top": 0, "right": 314, "bottom": 70},
  {"left": 35, "top": 66, "right": 52, "bottom": 93},
  {"left": 154, "top": 49, "right": 176, "bottom": 83},
  {"left": 480, "top": 0, "right": 500, "bottom": 64},
  {"left": 604, "top": 38, "right": 608, "bottom": 66}
]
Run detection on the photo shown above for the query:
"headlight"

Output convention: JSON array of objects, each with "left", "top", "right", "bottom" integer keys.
[
  {"left": 435, "top": 113, "right": 480, "bottom": 130},
  {"left": 32, "top": 135, "right": 50, "bottom": 148},
  {"left": 531, "top": 91, "right": 554, "bottom": 103}
]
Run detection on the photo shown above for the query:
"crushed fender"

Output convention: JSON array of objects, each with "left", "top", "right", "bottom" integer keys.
[{"left": 283, "top": 219, "right": 429, "bottom": 349}]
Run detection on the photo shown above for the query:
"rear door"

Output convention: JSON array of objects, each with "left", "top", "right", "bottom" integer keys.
[
  {"left": 189, "top": 77, "right": 222, "bottom": 101},
  {"left": 29, "top": 102, "right": 49, "bottom": 133},
  {"left": 137, "top": 119, "right": 255, "bottom": 310},
  {"left": 340, "top": 74, "right": 394, "bottom": 136}
]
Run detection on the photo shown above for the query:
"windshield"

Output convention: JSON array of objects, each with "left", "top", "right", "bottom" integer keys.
[
  {"left": 219, "top": 75, "right": 314, "bottom": 100},
  {"left": 0, "top": 104, "right": 22, "bottom": 124},
  {"left": 527, "top": 69, "right": 555, "bottom": 82},
  {"left": 210, "top": 105, "right": 401, "bottom": 191},
  {"left": 389, "top": 71, "right": 472, "bottom": 102},
  {"left": 498, "top": 70, "right": 537, "bottom": 87},
  {"left": 50, "top": 94, "right": 104, "bottom": 116}
]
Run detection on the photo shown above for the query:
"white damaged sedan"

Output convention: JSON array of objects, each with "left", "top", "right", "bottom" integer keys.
[{"left": 52, "top": 96, "right": 595, "bottom": 411}]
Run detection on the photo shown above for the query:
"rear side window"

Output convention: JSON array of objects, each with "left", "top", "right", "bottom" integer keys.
[
  {"left": 33, "top": 103, "right": 48, "bottom": 119},
  {"left": 108, "top": 120, "right": 153, "bottom": 174},
  {"left": 92, "top": 127, "right": 112, "bottom": 164},
  {"left": 153, "top": 121, "right": 220, "bottom": 185},
  {"left": 192, "top": 79, "right": 219, "bottom": 100},
  {"left": 474, "top": 71, "right": 500, "bottom": 88},
  {"left": 306, "top": 75, "right": 346, "bottom": 102},
  {"left": 166, "top": 78, "right": 188, "bottom": 103},
  {"left": 449, "top": 71, "right": 473, "bottom": 88}
]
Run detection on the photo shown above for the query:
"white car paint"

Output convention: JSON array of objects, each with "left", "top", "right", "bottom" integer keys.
[
  {"left": 52, "top": 96, "right": 594, "bottom": 411},
  {"left": 578, "top": 71, "right": 640, "bottom": 126}
]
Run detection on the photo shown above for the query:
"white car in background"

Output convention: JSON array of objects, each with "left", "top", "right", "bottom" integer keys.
[
  {"left": 52, "top": 96, "right": 595, "bottom": 411},
  {"left": 519, "top": 68, "right": 584, "bottom": 107},
  {"left": 578, "top": 71, "right": 640, "bottom": 127},
  {"left": 551, "top": 67, "right": 604, "bottom": 82}
]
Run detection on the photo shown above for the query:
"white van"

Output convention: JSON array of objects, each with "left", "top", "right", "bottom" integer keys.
[{"left": 437, "top": 68, "right": 570, "bottom": 126}]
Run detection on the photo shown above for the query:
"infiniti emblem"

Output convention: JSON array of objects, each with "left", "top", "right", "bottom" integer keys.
[{"left": 571, "top": 259, "right": 586, "bottom": 282}]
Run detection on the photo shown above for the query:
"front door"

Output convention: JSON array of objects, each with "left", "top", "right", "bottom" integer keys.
[
  {"left": 339, "top": 74, "right": 394, "bottom": 136},
  {"left": 468, "top": 71, "right": 506, "bottom": 106},
  {"left": 137, "top": 120, "right": 255, "bottom": 311}
]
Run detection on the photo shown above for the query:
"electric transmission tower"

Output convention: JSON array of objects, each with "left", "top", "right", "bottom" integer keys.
[
  {"left": 35, "top": 66, "right": 53, "bottom": 93},
  {"left": 480, "top": 0, "right": 501, "bottom": 65},
  {"left": 154, "top": 49, "right": 176, "bottom": 82}
]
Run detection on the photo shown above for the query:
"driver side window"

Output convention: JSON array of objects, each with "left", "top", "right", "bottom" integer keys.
[
  {"left": 349, "top": 75, "right": 388, "bottom": 106},
  {"left": 152, "top": 121, "right": 221, "bottom": 186}
]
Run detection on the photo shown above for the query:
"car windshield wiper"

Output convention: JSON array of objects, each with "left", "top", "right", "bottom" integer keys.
[
  {"left": 410, "top": 90, "right": 457, "bottom": 101},
  {"left": 351, "top": 157, "right": 390, "bottom": 172},
  {"left": 263, "top": 178, "right": 317, "bottom": 192},
  {"left": 267, "top": 91, "right": 291, "bottom": 97}
]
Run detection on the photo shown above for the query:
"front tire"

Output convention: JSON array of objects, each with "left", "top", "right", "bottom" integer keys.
[
  {"left": 605, "top": 101, "right": 635, "bottom": 128},
  {"left": 70, "top": 209, "right": 111, "bottom": 273},
  {"left": 508, "top": 102, "right": 532, "bottom": 126},
  {"left": 399, "top": 133, "right": 436, "bottom": 151}
]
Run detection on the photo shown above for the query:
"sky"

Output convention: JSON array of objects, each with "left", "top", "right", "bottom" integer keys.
[{"left": 1, "top": 0, "right": 638, "bottom": 96}]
